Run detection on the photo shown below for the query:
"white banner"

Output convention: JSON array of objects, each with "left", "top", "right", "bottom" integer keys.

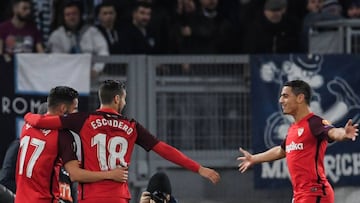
[{"left": 15, "top": 53, "right": 91, "bottom": 95}]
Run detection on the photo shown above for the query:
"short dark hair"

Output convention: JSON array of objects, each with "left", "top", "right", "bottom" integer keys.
[
  {"left": 95, "top": 1, "right": 116, "bottom": 17},
  {"left": 98, "top": 80, "right": 126, "bottom": 105},
  {"left": 132, "top": 1, "right": 152, "bottom": 13},
  {"left": 63, "top": 0, "right": 83, "bottom": 14},
  {"left": 47, "top": 86, "right": 79, "bottom": 110},
  {"left": 283, "top": 80, "right": 311, "bottom": 105}
]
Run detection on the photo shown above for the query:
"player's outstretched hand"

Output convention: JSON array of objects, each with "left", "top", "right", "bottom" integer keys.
[
  {"left": 110, "top": 166, "right": 129, "bottom": 182},
  {"left": 237, "top": 147, "right": 254, "bottom": 173},
  {"left": 198, "top": 166, "right": 220, "bottom": 184},
  {"left": 344, "top": 119, "right": 359, "bottom": 141}
]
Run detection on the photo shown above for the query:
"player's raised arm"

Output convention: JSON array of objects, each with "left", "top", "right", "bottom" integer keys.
[
  {"left": 24, "top": 112, "right": 62, "bottom": 129},
  {"left": 237, "top": 146, "right": 285, "bottom": 173},
  {"left": 24, "top": 112, "right": 88, "bottom": 133},
  {"left": 152, "top": 141, "right": 220, "bottom": 184}
]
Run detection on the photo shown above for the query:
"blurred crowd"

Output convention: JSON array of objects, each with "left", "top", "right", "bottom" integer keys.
[{"left": 0, "top": 0, "right": 359, "bottom": 58}]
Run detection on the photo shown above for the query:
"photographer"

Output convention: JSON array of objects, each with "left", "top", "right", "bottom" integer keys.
[{"left": 139, "top": 172, "right": 177, "bottom": 203}]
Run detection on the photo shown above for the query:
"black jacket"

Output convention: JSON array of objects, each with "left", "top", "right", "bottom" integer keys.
[
  {"left": 0, "top": 183, "right": 15, "bottom": 203},
  {"left": 242, "top": 12, "right": 302, "bottom": 54},
  {"left": 0, "top": 139, "right": 19, "bottom": 193}
]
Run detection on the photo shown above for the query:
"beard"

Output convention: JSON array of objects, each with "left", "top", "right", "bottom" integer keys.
[{"left": 16, "top": 13, "right": 31, "bottom": 22}]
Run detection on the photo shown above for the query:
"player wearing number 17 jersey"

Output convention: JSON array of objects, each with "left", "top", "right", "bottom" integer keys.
[
  {"left": 17, "top": 86, "right": 128, "bottom": 203},
  {"left": 15, "top": 86, "right": 79, "bottom": 203},
  {"left": 24, "top": 80, "right": 221, "bottom": 203}
]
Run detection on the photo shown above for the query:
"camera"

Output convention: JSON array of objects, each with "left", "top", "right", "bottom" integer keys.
[{"left": 150, "top": 191, "right": 168, "bottom": 203}]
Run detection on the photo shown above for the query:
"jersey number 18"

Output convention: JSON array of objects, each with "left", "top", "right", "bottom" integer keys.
[{"left": 91, "top": 133, "right": 128, "bottom": 170}]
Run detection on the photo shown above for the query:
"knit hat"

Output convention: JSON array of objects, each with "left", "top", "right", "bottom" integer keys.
[
  {"left": 146, "top": 172, "right": 172, "bottom": 195},
  {"left": 322, "top": 0, "right": 340, "bottom": 8},
  {"left": 264, "top": 0, "right": 287, "bottom": 11},
  {"left": 322, "top": 0, "right": 342, "bottom": 15}
]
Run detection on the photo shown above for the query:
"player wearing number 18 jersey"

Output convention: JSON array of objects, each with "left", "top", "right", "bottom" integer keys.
[
  {"left": 17, "top": 86, "right": 128, "bottom": 203},
  {"left": 24, "top": 80, "right": 221, "bottom": 203}
]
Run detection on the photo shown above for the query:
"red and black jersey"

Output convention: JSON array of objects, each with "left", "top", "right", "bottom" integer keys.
[
  {"left": 23, "top": 108, "right": 202, "bottom": 202},
  {"left": 281, "top": 113, "right": 334, "bottom": 201},
  {"left": 15, "top": 123, "right": 77, "bottom": 203},
  {"left": 57, "top": 108, "right": 160, "bottom": 200}
]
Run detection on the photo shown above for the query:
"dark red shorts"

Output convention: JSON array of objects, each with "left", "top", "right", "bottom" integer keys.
[
  {"left": 79, "top": 198, "right": 129, "bottom": 203},
  {"left": 293, "top": 183, "right": 335, "bottom": 203},
  {"left": 293, "top": 192, "right": 334, "bottom": 203}
]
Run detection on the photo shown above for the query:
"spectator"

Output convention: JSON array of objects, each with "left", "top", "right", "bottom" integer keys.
[
  {"left": 286, "top": 0, "right": 308, "bottom": 23},
  {"left": 117, "top": 2, "right": 162, "bottom": 54},
  {"left": 175, "top": 0, "right": 197, "bottom": 16},
  {"left": 139, "top": 172, "right": 177, "bottom": 203},
  {"left": 301, "top": 0, "right": 324, "bottom": 52},
  {"left": 47, "top": 1, "right": 108, "bottom": 75},
  {"left": 51, "top": 0, "right": 101, "bottom": 30},
  {"left": 242, "top": 0, "right": 301, "bottom": 53},
  {"left": 168, "top": 0, "right": 196, "bottom": 53},
  {"left": 302, "top": 0, "right": 344, "bottom": 52},
  {"left": 143, "top": 0, "right": 172, "bottom": 53},
  {"left": 113, "top": 0, "right": 173, "bottom": 30},
  {"left": 109, "top": 0, "right": 134, "bottom": 27},
  {"left": 344, "top": 0, "right": 360, "bottom": 52},
  {"left": 169, "top": 0, "right": 236, "bottom": 54},
  {"left": 345, "top": 0, "right": 360, "bottom": 18},
  {"left": 0, "top": 0, "right": 44, "bottom": 55},
  {"left": 95, "top": 2, "right": 121, "bottom": 54},
  {"left": 307, "top": 0, "right": 323, "bottom": 13},
  {"left": 321, "top": 0, "right": 343, "bottom": 17}
]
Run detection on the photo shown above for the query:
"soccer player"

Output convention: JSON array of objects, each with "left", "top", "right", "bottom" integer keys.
[
  {"left": 16, "top": 86, "right": 128, "bottom": 203},
  {"left": 24, "top": 80, "right": 221, "bottom": 203},
  {"left": 237, "top": 80, "right": 359, "bottom": 203}
]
